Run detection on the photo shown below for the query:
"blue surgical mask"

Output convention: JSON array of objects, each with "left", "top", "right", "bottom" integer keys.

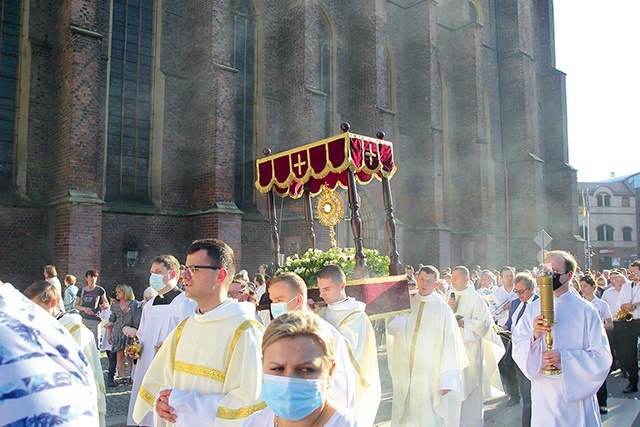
[
  {"left": 149, "top": 273, "right": 166, "bottom": 292},
  {"left": 270, "top": 297, "right": 296, "bottom": 318},
  {"left": 261, "top": 374, "right": 324, "bottom": 421}
]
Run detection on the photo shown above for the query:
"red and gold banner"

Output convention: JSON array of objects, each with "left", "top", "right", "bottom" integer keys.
[
  {"left": 306, "top": 275, "right": 410, "bottom": 319},
  {"left": 255, "top": 132, "right": 397, "bottom": 198}
]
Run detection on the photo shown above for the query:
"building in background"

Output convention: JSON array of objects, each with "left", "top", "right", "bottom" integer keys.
[
  {"left": 0, "top": 0, "right": 580, "bottom": 293},
  {"left": 578, "top": 173, "right": 640, "bottom": 271}
]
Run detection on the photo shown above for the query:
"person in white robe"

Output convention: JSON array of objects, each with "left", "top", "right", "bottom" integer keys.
[
  {"left": 512, "top": 250, "right": 612, "bottom": 427},
  {"left": 316, "top": 265, "right": 381, "bottom": 426},
  {"left": 579, "top": 274, "right": 613, "bottom": 414},
  {"left": 24, "top": 280, "right": 106, "bottom": 426},
  {"left": 267, "top": 272, "right": 357, "bottom": 412},
  {"left": 448, "top": 266, "right": 504, "bottom": 427},
  {"left": 127, "top": 255, "right": 197, "bottom": 426},
  {"left": 133, "top": 239, "right": 264, "bottom": 427},
  {"left": 387, "top": 265, "right": 469, "bottom": 427},
  {"left": 601, "top": 272, "right": 626, "bottom": 372}
]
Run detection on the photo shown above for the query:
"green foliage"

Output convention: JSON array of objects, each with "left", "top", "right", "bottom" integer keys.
[{"left": 275, "top": 247, "right": 390, "bottom": 287}]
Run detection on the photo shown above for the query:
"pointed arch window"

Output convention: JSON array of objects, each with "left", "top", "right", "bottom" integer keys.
[
  {"left": 106, "top": 0, "right": 154, "bottom": 200},
  {"left": 232, "top": 0, "right": 257, "bottom": 208},
  {"left": 0, "top": 0, "right": 21, "bottom": 189},
  {"left": 319, "top": 14, "right": 333, "bottom": 137}
]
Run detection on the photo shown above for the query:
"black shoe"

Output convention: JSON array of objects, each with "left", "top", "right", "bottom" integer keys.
[
  {"left": 600, "top": 407, "right": 608, "bottom": 415},
  {"left": 107, "top": 380, "right": 116, "bottom": 387},
  {"left": 623, "top": 384, "right": 638, "bottom": 393},
  {"left": 506, "top": 397, "right": 520, "bottom": 407}
]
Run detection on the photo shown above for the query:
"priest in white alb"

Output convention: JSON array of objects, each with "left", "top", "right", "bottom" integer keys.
[
  {"left": 387, "top": 265, "right": 469, "bottom": 427},
  {"left": 448, "top": 266, "right": 504, "bottom": 427},
  {"left": 127, "top": 255, "right": 196, "bottom": 426},
  {"left": 133, "top": 239, "right": 264, "bottom": 427},
  {"left": 316, "top": 265, "right": 381, "bottom": 426},
  {"left": 512, "top": 250, "right": 611, "bottom": 427}
]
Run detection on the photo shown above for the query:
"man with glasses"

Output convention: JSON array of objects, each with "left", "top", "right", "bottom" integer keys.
[
  {"left": 492, "top": 266, "right": 521, "bottom": 408},
  {"left": 227, "top": 280, "right": 248, "bottom": 302},
  {"left": 512, "top": 251, "right": 611, "bottom": 427},
  {"left": 133, "top": 239, "right": 264, "bottom": 427},
  {"left": 504, "top": 273, "right": 538, "bottom": 427},
  {"left": 387, "top": 265, "right": 469, "bottom": 426},
  {"left": 127, "top": 254, "right": 196, "bottom": 426}
]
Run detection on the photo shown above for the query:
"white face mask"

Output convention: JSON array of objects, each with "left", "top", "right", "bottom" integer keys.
[
  {"left": 149, "top": 273, "right": 167, "bottom": 292},
  {"left": 270, "top": 296, "right": 296, "bottom": 318}
]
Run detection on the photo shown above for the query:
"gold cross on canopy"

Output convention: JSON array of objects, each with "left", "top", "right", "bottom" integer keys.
[
  {"left": 293, "top": 154, "right": 306, "bottom": 176},
  {"left": 364, "top": 145, "right": 377, "bottom": 166}
]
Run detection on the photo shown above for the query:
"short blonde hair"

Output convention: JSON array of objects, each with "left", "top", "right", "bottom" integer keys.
[
  {"left": 64, "top": 274, "right": 77, "bottom": 286},
  {"left": 116, "top": 284, "right": 135, "bottom": 301},
  {"left": 262, "top": 310, "right": 335, "bottom": 366}
]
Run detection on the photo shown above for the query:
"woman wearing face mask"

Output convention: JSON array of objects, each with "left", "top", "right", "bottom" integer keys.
[{"left": 243, "top": 310, "right": 359, "bottom": 427}]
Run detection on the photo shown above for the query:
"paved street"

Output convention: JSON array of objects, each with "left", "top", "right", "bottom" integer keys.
[{"left": 104, "top": 351, "right": 640, "bottom": 427}]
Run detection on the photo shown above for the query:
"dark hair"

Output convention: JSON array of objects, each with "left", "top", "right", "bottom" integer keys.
[
  {"left": 418, "top": 265, "right": 440, "bottom": 281},
  {"left": 85, "top": 269, "right": 99, "bottom": 278},
  {"left": 317, "top": 265, "right": 346, "bottom": 285},
  {"left": 580, "top": 274, "right": 596, "bottom": 288},
  {"left": 254, "top": 273, "right": 265, "bottom": 286},
  {"left": 500, "top": 266, "right": 515, "bottom": 276},
  {"left": 186, "top": 238, "right": 236, "bottom": 285},
  {"left": 152, "top": 254, "right": 181, "bottom": 274}
]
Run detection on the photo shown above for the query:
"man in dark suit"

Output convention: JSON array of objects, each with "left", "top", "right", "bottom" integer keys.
[{"left": 505, "top": 273, "right": 539, "bottom": 427}]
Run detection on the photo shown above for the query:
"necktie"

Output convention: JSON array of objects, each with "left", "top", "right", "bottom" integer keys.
[{"left": 515, "top": 301, "right": 527, "bottom": 326}]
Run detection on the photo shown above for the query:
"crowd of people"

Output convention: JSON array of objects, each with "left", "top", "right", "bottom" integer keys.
[{"left": 1, "top": 241, "right": 636, "bottom": 427}]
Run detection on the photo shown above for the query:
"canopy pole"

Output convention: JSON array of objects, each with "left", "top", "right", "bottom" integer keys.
[
  {"left": 347, "top": 168, "right": 366, "bottom": 273},
  {"left": 377, "top": 131, "right": 402, "bottom": 275},
  {"left": 303, "top": 184, "right": 316, "bottom": 250},
  {"left": 263, "top": 148, "right": 281, "bottom": 271}
]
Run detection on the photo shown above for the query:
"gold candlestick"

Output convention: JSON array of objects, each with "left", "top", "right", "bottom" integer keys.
[{"left": 538, "top": 263, "right": 561, "bottom": 375}]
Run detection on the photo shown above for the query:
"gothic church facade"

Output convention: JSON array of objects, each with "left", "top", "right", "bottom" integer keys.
[{"left": 0, "top": 0, "right": 581, "bottom": 290}]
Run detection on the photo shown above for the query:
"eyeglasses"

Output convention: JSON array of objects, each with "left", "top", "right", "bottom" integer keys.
[
  {"left": 228, "top": 290, "right": 245, "bottom": 297},
  {"left": 514, "top": 288, "right": 529, "bottom": 295},
  {"left": 179, "top": 265, "right": 221, "bottom": 275}
]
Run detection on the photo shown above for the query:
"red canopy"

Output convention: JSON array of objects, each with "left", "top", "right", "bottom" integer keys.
[{"left": 255, "top": 132, "right": 397, "bottom": 198}]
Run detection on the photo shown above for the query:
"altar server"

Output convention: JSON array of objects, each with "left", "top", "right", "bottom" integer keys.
[
  {"left": 512, "top": 251, "right": 611, "bottom": 427},
  {"left": 133, "top": 239, "right": 264, "bottom": 427},
  {"left": 317, "top": 265, "right": 381, "bottom": 426},
  {"left": 448, "top": 266, "right": 504, "bottom": 427},
  {"left": 127, "top": 255, "right": 196, "bottom": 426}
]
